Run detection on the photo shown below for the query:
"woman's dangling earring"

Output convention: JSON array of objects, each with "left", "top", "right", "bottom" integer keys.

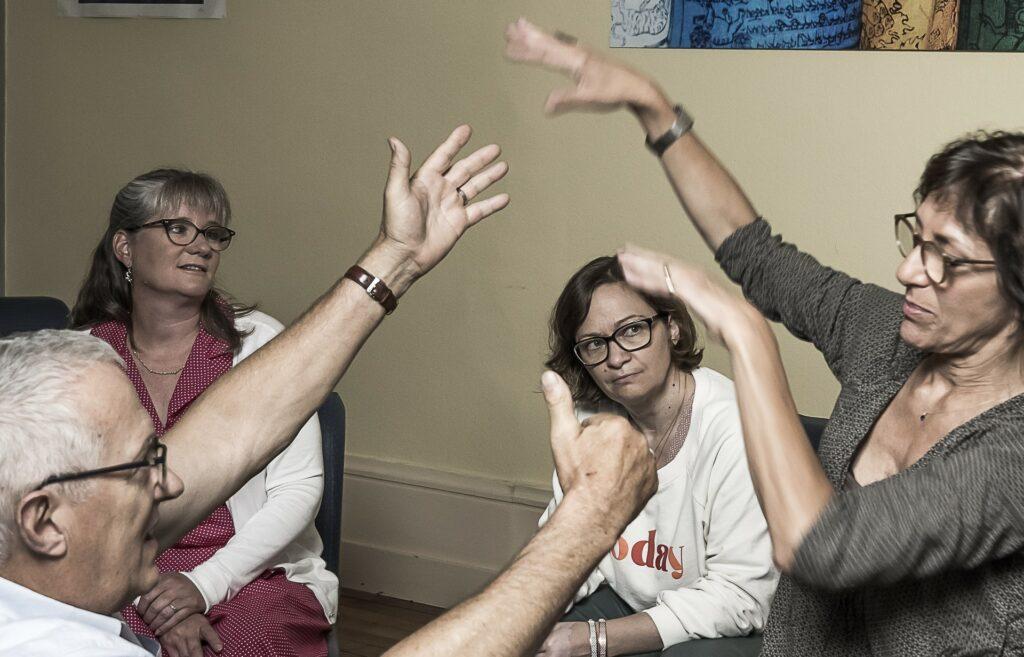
[{"left": 125, "top": 266, "right": 133, "bottom": 285}]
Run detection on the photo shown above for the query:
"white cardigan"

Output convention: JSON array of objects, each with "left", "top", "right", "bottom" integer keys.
[
  {"left": 539, "top": 368, "right": 777, "bottom": 648},
  {"left": 180, "top": 311, "right": 339, "bottom": 623}
]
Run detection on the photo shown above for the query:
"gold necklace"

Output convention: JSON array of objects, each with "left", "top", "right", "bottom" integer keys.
[{"left": 128, "top": 334, "right": 187, "bottom": 376}]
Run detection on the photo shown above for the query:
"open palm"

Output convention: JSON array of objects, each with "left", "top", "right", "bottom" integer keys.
[
  {"left": 379, "top": 125, "right": 509, "bottom": 278},
  {"left": 504, "top": 17, "right": 656, "bottom": 115}
]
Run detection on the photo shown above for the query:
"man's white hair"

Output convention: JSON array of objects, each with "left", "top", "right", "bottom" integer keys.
[{"left": 0, "top": 330, "right": 124, "bottom": 564}]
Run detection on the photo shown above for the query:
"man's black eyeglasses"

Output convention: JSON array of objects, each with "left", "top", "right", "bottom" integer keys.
[{"left": 33, "top": 440, "right": 167, "bottom": 491}]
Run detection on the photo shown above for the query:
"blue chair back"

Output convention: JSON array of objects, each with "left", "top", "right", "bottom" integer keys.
[
  {"left": 315, "top": 392, "right": 345, "bottom": 578},
  {"left": 0, "top": 296, "right": 69, "bottom": 336}
]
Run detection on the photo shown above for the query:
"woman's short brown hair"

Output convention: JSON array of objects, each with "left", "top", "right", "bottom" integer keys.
[
  {"left": 916, "top": 131, "right": 1024, "bottom": 327},
  {"left": 545, "top": 256, "right": 703, "bottom": 406}
]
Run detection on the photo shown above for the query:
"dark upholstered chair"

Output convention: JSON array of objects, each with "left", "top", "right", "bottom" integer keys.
[
  {"left": 315, "top": 392, "right": 345, "bottom": 657},
  {"left": 0, "top": 296, "right": 69, "bottom": 336}
]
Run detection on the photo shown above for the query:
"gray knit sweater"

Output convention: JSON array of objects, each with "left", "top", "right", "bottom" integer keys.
[{"left": 716, "top": 219, "right": 1024, "bottom": 656}]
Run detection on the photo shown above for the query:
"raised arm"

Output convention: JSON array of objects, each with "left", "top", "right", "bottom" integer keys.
[
  {"left": 156, "top": 125, "right": 509, "bottom": 547},
  {"left": 504, "top": 18, "right": 756, "bottom": 251},
  {"left": 619, "top": 246, "right": 832, "bottom": 571},
  {"left": 384, "top": 372, "right": 657, "bottom": 657}
]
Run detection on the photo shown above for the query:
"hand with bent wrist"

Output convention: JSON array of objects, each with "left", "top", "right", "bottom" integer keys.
[
  {"left": 504, "top": 18, "right": 678, "bottom": 139},
  {"left": 617, "top": 244, "right": 769, "bottom": 350},
  {"left": 356, "top": 124, "right": 510, "bottom": 302},
  {"left": 542, "top": 370, "right": 657, "bottom": 545}
]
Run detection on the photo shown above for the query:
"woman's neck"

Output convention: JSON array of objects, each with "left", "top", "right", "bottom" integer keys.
[
  {"left": 623, "top": 367, "right": 689, "bottom": 439},
  {"left": 919, "top": 332, "right": 1024, "bottom": 403},
  {"left": 129, "top": 288, "right": 203, "bottom": 353}
]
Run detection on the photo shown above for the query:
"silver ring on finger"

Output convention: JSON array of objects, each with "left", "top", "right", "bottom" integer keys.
[
  {"left": 169, "top": 603, "right": 178, "bottom": 612},
  {"left": 457, "top": 188, "right": 469, "bottom": 207}
]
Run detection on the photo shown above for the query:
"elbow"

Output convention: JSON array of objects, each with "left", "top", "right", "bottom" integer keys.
[
  {"left": 771, "top": 545, "right": 796, "bottom": 575},
  {"left": 769, "top": 528, "right": 803, "bottom": 575}
]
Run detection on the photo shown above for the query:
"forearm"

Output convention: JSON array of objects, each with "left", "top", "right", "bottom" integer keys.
[
  {"left": 632, "top": 86, "right": 758, "bottom": 251},
  {"left": 385, "top": 492, "right": 622, "bottom": 657},
  {"left": 726, "top": 321, "right": 833, "bottom": 570},
  {"left": 157, "top": 244, "right": 415, "bottom": 547},
  {"left": 606, "top": 613, "right": 662, "bottom": 657}
]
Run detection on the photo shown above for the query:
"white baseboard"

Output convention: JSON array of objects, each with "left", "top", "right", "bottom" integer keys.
[{"left": 340, "top": 454, "right": 552, "bottom": 608}]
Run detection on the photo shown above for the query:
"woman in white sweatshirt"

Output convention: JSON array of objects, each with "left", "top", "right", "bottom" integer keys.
[{"left": 536, "top": 256, "right": 777, "bottom": 657}]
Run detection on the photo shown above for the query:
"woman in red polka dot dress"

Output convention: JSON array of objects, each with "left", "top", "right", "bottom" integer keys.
[{"left": 70, "top": 169, "right": 337, "bottom": 657}]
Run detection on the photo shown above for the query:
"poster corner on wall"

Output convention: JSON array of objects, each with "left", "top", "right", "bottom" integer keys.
[
  {"left": 57, "top": 0, "right": 227, "bottom": 20},
  {"left": 609, "top": 0, "right": 1024, "bottom": 52}
]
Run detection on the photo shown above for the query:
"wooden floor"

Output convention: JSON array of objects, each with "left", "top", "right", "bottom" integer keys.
[{"left": 338, "top": 589, "right": 445, "bottom": 657}]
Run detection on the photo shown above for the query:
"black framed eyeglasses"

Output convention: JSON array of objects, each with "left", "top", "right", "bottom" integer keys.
[
  {"left": 573, "top": 313, "right": 668, "bottom": 367},
  {"left": 132, "top": 218, "right": 235, "bottom": 252},
  {"left": 894, "top": 213, "right": 996, "bottom": 285},
  {"left": 33, "top": 440, "right": 167, "bottom": 491}
]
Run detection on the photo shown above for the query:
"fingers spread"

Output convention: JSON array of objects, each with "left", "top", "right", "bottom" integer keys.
[
  {"left": 465, "top": 193, "right": 510, "bottom": 227},
  {"left": 419, "top": 125, "right": 473, "bottom": 175},
  {"left": 504, "top": 17, "right": 587, "bottom": 76},
  {"left": 457, "top": 160, "right": 509, "bottom": 202},
  {"left": 445, "top": 143, "right": 501, "bottom": 189}
]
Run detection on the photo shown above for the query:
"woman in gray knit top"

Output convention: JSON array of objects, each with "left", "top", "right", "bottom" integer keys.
[{"left": 508, "top": 19, "right": 1024, "bottom": 657}]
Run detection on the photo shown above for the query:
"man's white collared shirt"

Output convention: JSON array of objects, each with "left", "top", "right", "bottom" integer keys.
[{"left": 0, "top": 576, "right": 159, "bottom": 656}]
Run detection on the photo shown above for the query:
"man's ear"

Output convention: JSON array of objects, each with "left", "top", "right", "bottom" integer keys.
[
  {"left": 16, "top": 491, "right": 69, "bottom": 558},
  {"left": 112, "top": 231, "right": 132, "bottom": 269}
]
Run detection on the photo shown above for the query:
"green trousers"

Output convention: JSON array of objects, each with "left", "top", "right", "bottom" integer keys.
[{"left": 563, "top": 586, "right": 762, "bottom": 657}]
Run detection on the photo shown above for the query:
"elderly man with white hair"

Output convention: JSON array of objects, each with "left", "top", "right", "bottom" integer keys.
[{"left": 0, "top": 126, "right": 656, "bottom": 657}]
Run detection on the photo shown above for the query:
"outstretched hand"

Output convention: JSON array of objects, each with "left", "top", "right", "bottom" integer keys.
[
  {"left": 616, "top": 244, "right": 766, "bottom": 347},
  {"left": 369, "top": 124, "right": 510, "bottom": 293},
  {"left": 541, "top": 370, "right": 656, "bottom": 524},
  {"left": 504, "top": 17, "right": 669, "bottom": 119}
]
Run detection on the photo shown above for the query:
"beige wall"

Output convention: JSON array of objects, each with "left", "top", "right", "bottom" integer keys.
[{"left": 6, "top": 1, "right": 1024, "bottom": 489}]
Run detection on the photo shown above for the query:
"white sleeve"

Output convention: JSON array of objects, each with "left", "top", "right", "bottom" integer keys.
[
  {"left": 643, "top": 409, "right": 778, "bottom": 647},
  {"left": 182, "top": 413, "right": 324, "bottom": 610},
  {"left": 180, "top": 312, "right": 325, "bottom": 610},
  {"left": 537, "top": 470, "right": 607, "bottom": 606}
]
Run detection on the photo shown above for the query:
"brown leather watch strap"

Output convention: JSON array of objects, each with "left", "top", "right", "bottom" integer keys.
[{"left": 344, "top": 265, "right": 397, "bottom": 315}]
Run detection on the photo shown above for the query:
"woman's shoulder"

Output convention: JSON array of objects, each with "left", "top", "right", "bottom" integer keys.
[
  {"left": 231, "top": 310, "right": 284, "bottom": 359},
  {"left": 691, "top": 367, "right": 744, "bottom": 450},
  {"left": 234, "top": 310, "right": 283, "bottom": 339}
]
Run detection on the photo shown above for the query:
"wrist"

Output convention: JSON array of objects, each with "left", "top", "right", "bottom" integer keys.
[
  {"left": 724, "top": 314, "right": 775, "bottom": 361},
  {"left": 571, "top": 622, "right": 593, "bottom": 657},
  {"left": 557, "top": 489, "right": 624, "bottom": 547},
  {"left": 632, "top": 84, "right": 676, "bottom": 136},
  {"left": 357, "top": 239, "right": 420, "bottom": 298}
]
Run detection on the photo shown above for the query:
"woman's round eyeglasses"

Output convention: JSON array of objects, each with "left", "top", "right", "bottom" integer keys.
[{"left": 894, "top": 213, "right": 995, "bottom": 285}]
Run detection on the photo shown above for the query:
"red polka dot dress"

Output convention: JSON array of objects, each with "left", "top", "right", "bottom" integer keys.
[{"left": 92, "top": 320, "right": 331, "bottom": 657}]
